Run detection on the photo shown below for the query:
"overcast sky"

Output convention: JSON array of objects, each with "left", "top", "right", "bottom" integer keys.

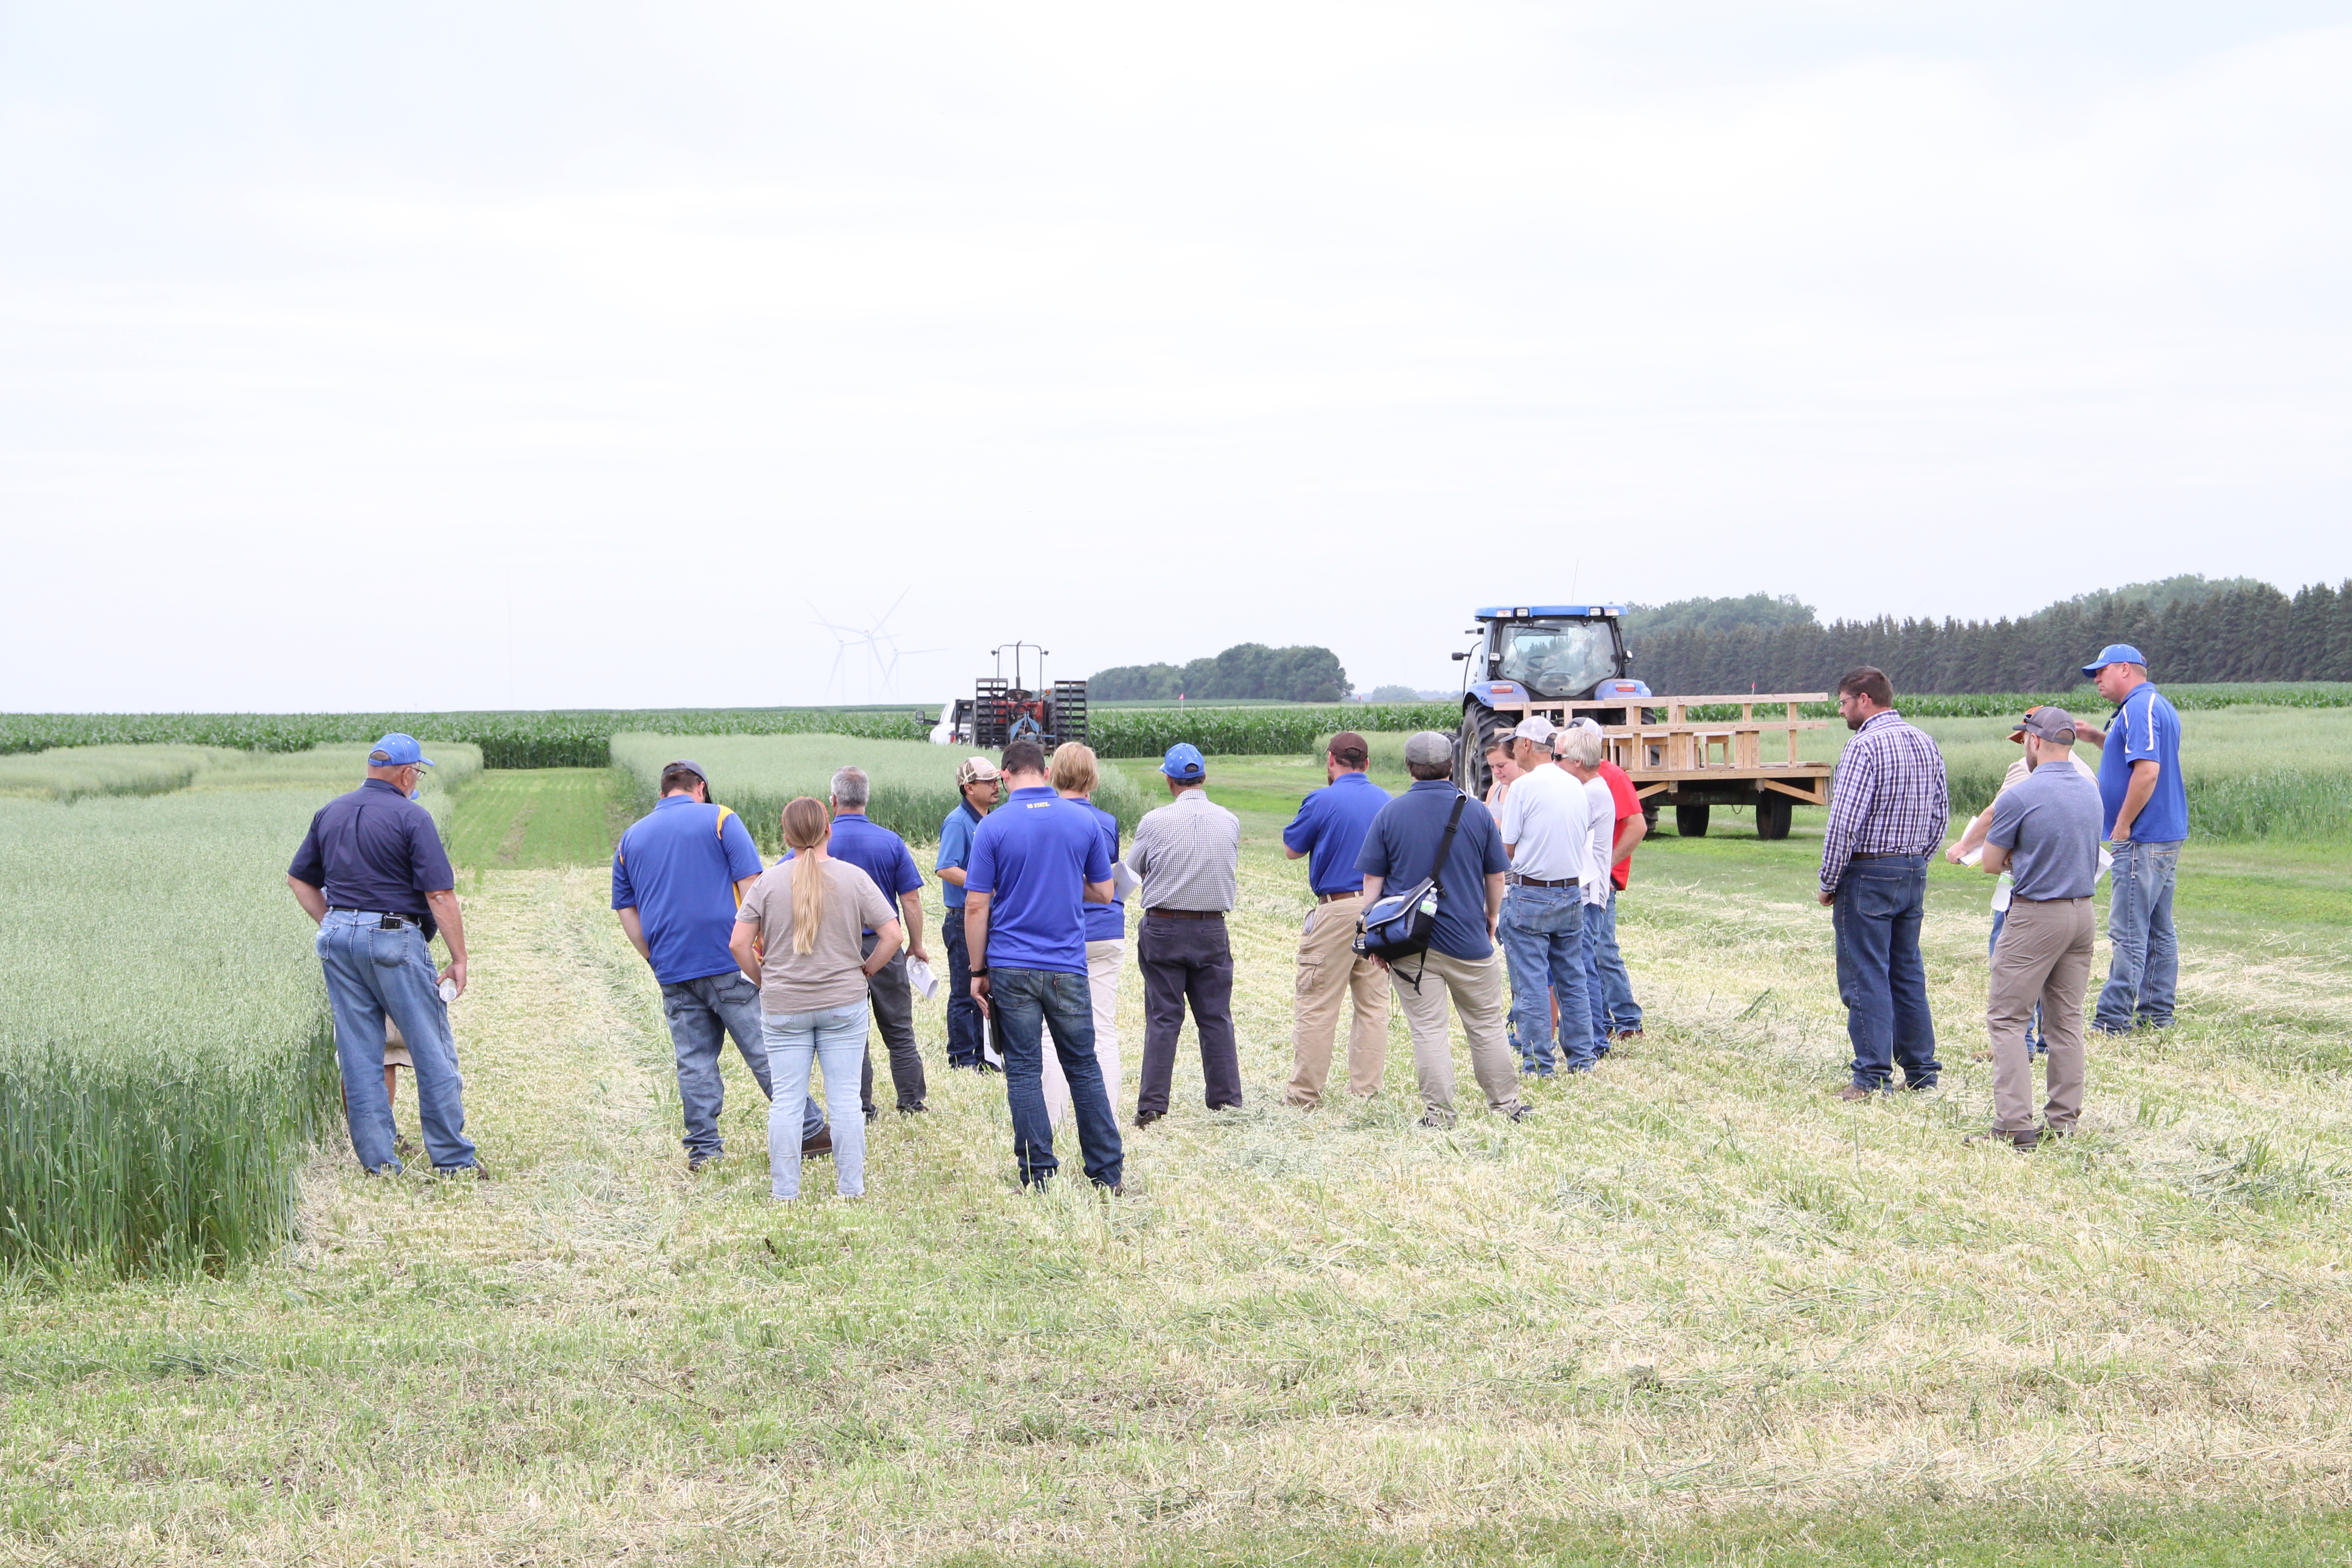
[{"left": 4, "top": 2, "right": 2347, "bottom": 711}]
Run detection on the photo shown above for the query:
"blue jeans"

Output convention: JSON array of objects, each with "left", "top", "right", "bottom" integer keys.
[
  {"left": 1500, "top": 883, "right": 1593, "bottom": 1074},
  {"left": 942, "top": 913, "right": 990, "bottom": 1068},
  {"left": 661, "top": 971, "right": 821, "bottom": 1161},
  {"left": 316, "top": 910, "right": 476, "bottom": 1173},
  {"left": 1988, "top": 908, "right": 2043, "bottom": 1054},
  {"left": 1583, "top": 888, "right": 1641, "bottom": 1046},
  {"left": 764, "top": 1002, "right": 869, "bottom": 1198},
  {"left": 2097, "top": 839, "right": 2181, "bottom": 1031},
  {"left": 1833, "top": 857, "right": 1939, "bottom": 1090},
  {"left": 992, "top": 966, "right": 1124, "bottom": 1189}
]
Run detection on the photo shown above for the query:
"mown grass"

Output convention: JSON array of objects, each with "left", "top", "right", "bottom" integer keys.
[
  {"left": 443, "top": 767, "right": 628, "bottom": 870},
  {"left": 3, "top": 756, "right": 2349, "bottom": 1562}
]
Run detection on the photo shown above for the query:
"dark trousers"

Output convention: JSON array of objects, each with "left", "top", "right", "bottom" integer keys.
[
  {"left": 1833, "top": 856, "right": 1940, "bottom": 1090},
  {"left": 942, "top": 913, "right": 994, "bottom": 1068},
  {"left": 993, "top": 966, "right": 1124, "bottom": 1189},
  {"left": 1136, "top": 913, "right": 1243, "bottom": 1117},
  {"left": 858, "top": 934, "right": 928, "bottom": 1114}
]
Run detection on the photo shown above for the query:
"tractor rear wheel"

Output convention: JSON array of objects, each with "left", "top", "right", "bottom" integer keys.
[
  {"left": 1675, "top": 803, "right": 1710, "bottom": 838},
  {"left": 1755, "top": 791, "right": 1794, "bottom": 841},
  {"left": 1455, "top": 706, "right": 1504, "bottom": 797}
]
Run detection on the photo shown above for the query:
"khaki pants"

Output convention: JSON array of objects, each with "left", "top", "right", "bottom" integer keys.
[
  {"left": 1390, "top": 947, "right": 1523, "bottom": 1127},
  {"left": 1286, "top": 892, "right": 1390, "bottom": 1106},
  {"left": 1988, "top": 896, "right": 2093, "bottom": 1134},
  {"left": 1044, "top": 939, "right": 1125, "bottom": 1129}
]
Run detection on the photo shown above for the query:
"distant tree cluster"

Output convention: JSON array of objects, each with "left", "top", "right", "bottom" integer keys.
[
  {"left": 1622, "top": 593, "right": 1819, "bottom": 638},
  {"left": 1091, "top": 643, "right": 1350, "bottom": 702},
  {"left": 1632, "top": 578, "right": 2352, "bottom": 695},
  {"left": 1363, "top": 684, "right": 1421, "bottom": 703}
]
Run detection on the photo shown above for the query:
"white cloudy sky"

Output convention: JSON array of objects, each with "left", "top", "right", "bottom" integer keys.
[{"left": 3, "top": 1, "right": 2347, "bottom": 710}]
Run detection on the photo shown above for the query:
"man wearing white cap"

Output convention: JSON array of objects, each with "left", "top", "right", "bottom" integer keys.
[
  {"left": 1495, "top": 715, "right": 1596, "bottom": 1075},
  {"left": 936, "top": 756, "right": 1004, "bottom": 1069}
]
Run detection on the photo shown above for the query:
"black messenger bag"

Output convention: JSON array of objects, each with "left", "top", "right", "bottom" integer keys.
[{"left": 1353, "top": 791, "right": 1468, "bottom": 965}]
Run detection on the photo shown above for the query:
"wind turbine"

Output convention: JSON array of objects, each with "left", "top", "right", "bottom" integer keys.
[{"left": 812, "top": 590, "right": 941, "bottom": 703}]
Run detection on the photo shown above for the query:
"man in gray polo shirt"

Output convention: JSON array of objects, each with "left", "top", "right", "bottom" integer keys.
[
  {"left": 1972, "top": 707, "right": 2103, "bottom": 1150},
  {"left": 1128, "top": 742, "right": 1244, "bottom": 1125}
]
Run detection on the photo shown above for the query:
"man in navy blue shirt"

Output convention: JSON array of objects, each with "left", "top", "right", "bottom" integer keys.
[
  {"left": 287, "top": 734, "right": 481, "bottom": 1176},
  {"left": 964, "top": 740, "right": 1123, "bottom": 1190},
  {"left": 614, "top": 758, "right": 824, "bottom": 1171},
  {"left": 935, "top": 757, "right": 1002, "bottom": 1070},
  {"left": 1281, "top": 731, "right": 1392, "bottom": 1108},
  {"left": 1356, "top": 731, "right": 1528, "bottom": 1130},
  {"left": 2075, "top": 645, "right": 2190, "bottom": 1032},
  {"left": 821, "top": 766, "right": 929, "bottom": 1118}
]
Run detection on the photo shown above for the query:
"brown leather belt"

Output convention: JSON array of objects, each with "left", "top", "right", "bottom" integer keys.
[
  {"left": 1316, "top": 890, "right": 1362, "bottom": 904},
  {"left": 1146, "top": 908, "right": 1225, "bottom": 920}
]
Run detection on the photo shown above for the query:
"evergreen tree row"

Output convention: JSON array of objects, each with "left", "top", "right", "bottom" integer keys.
[
  {"left": 1632, "top": 579, "right": 2352, "bottom": 696},
  {"left": 1091, "top": 642, "right": 1350, "bottom": 703}
]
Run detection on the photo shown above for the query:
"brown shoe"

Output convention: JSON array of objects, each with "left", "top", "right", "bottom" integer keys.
[
  {"left": 802, "top": 1127, "right": 834, "bottom": 1158},
  {"left": 1834, "top": 1084, "right": 1877, "bottom": 1102},
  {"left": 1966, "top": 1127, "right": 2043, "bottom": 1151},
  {"left": 1970, "top": 1048, "right": 1994, "bottom": 1062}
]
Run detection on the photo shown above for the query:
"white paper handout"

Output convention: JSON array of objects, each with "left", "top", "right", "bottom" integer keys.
[
  {"left": 905, "top": 956, "right": 941, "bottom": 1002},
  {"left": 1112, "top": 860, "right": 1142, "bottom": 900}
]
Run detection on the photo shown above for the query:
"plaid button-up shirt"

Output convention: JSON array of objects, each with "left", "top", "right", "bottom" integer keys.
[
  {"left": 1128, "top": 787, "right": 1241, "bottom": 912},
  {"left": 1819, "top": 710, "right": 1949, "bottom": 895}
]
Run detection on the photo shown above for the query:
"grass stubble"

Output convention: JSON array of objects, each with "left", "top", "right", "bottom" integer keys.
[{"left": 4, "top": 763, "right": 2352, "bottom": 1563}]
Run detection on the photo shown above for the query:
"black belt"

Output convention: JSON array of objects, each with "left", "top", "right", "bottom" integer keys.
[
  {"left": 1505, "top": 873, "right": 1579, "bottom": 888},
  {"left": 1146, "top": 908, "right": 1226, "bottom": 920},
  {"left": 1316, "top": 890, "right": 1362, "bottom": 903},
  {"left": 329, "top": 908, "right": 426, "bottom": 930},
  {"left": 1850, "top": 853, "right": 1924, "bottom": 861}
]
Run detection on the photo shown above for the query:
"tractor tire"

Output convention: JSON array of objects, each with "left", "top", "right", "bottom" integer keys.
[
  {"left": 1754, "top": 791, "right": 1794, "bottom": 841},
  {"left": 1455, "top": 705, "right": 1504, "bottom": 798},
  {"left": 1642, "top": 802, "right": 1660, "bottom": 835},
  {"left": 1675, "top": 803, "right": 1710, "bottom": 838}
]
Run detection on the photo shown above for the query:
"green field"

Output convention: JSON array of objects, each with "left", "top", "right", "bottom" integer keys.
[{"left": 6, "top": 740, "right": 2352, "bottom": 1562}]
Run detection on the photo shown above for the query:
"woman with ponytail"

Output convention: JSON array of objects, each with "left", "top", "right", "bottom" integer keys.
[{"left": 729, "top": 796, "right": 901, "bottom": 1199}]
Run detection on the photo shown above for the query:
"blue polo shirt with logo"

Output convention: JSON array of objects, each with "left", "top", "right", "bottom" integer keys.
[
  {"left": 789, "top": 811, "right": 922, "bottom": 935},
  {"left": 2100, "top": 683, "right": 2188, "bottom": 843},
  {"left": 1070, "top": 798, "right": 1125, "bottom": 943},
  {"left": 1355, "top": 780, "right": 1509, "bottom": 960},
  {"left": 964, "top": 786, "right": 1112, "bottom": 975},
  {"left": 936, "top": 799, "right": 984, "bottom": 908},
  {"left": 1282, "top": 769, "right": 1392, "bottom": 896},
  {"left": 611, "top": 796, "right": 766, "bottom": 985}
]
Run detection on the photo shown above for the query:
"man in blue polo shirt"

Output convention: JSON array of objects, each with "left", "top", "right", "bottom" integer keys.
[
  {"left": 2075, "top": 644, "right": 2190, "bottom": 1032},
  {"left": 287, "top": 734, "right": 481, "bottom": 1176},
  {"left": 613, "top": 759, "right": 823, "bottom": 1171},
  {"left": 935, "top": 756, "right": 1002, "bottom": 1070},
  {"left": 1357, "top": 731, "right": 1529, "bottom": 1129},
  {"left": 1281, "top": 731, "right": 1392, "bottom": 1108},
  {"left": 964, "top": 739, "right": 1122, "bottom": 1190},
  {"left": 819, "top": 766, "right": 929, "bottom": 1118}
]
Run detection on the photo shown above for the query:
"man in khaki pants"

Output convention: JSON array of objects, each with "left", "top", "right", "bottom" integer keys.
[
  {"left": 1280, "top": 732, "right": 1393, "bottom": 1106},
  {"left": 1971, "top": 707, "right": 2104, "bottom": 1150}
]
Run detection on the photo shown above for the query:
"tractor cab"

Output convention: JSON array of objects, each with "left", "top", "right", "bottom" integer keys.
[{"left": 1456, "top": 606, "right": 1634, "bottom": 703}]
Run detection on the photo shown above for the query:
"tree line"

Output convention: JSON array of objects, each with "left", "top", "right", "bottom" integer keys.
[
  {"left": 1632, "top": 578, "right": 2352, "bottom": 695},
  {"left": 1090, "top": 643, "right": 1349, "bottom": 703}
]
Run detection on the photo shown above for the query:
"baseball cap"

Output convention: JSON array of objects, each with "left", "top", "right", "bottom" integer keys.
[
  {"left": 1328, "top": 731, "right": 1369, "bottom": 767},
  {"left": 368, "top": 733, "right": 435, "bottom": 768},
  {"left": 2081, "top": 643, "right": 2146, "bottom": 678},
  {"left": 1160, "top": 742, "right": 1207, "bottom": 781},
  {"left": 2019, "top": 706, "right": 2078, "bottom": 743},
  {"left": 661, "top": 758, "right": 709, "bottom": 784},
  {"left": 1403, "top": 730, "right": 1454, "bottom": 768},
  {"left": 956, "top": 756, "right": 1001, "bottom": 788},
  {"left": 1510, "top": 715, "right": 1555, "bottom": 745}
]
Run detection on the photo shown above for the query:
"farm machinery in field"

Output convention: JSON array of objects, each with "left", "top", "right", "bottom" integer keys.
[
  {"left": 1451, "top": 604, "right": 1833, "bottom": 839},
  {"left": 934, "top": 641, "right": 1089, "bottom": 750}
]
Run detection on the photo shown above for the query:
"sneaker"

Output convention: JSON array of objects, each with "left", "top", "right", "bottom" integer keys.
[
  {"left": 1415, "top": 1114, "right": 1456, "bottom": 1131},
  {"left": 897, "top": 1103, "right": 928, "bottom": 1115},
  {"left": 1834, "top": 1084, "right": 1878, "bottom": 1102},
  {"left": 394, "top": 1133, "right": 418, "bottom": 1156},
  {"left": 1902, "top": 1078, "right": 1940, "bottom": 1093},
  {"left": 1134, "top": 1110, "right": 1164, "bottom": 1128},
  {"left": 802, "top": 1128, "right": 834, "bottom": 1158},
  {"left": 1608, "top": 1029, "right": 1644, "bottom": 1044},
  {"left": 1970, "top": 1048, "right": 1994, "bottom": 1062},
  {"left": 1966, "top": 1127, "right": 2043, "bottom": 1151},
  {"left": 1505, "top": 1104, "right": 1537, "bottom": 1123}
]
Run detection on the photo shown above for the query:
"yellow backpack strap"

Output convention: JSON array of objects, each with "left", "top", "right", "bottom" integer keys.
[{"left": 714, "top": 805, "right": 747, "bottom": 906}]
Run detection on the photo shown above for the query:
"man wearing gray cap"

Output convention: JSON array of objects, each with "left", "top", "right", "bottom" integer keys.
[
  {"left": 613, "top": 759, "right": 827, "bottom": 1171},
  {"left": 1970, "top": 708, "right": 2103, "bottom": 1150},
  {"left": 1355, "top": 731, "right": 1528, "bottom": 1128}
]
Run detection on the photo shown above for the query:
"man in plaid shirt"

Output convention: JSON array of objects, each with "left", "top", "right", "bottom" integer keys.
[{"left": 1816, "top": 666, "right": 1950, "bottom": 1098}]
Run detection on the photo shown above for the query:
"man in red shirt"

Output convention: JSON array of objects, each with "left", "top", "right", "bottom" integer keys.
[{"left": 1583, "top": 736, "right": 1647, "bottom": 1049}]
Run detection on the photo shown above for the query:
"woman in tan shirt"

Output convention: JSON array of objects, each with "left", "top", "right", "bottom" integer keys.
[{"left": 730, "top": 797, "right": 901, "bottom": 1200}]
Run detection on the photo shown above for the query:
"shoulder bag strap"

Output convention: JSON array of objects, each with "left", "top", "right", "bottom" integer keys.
[{"left": 1427, "top": 791, "right": 1468, "bottom": 897}]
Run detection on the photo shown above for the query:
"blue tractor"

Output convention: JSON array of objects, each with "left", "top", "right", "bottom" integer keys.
[{"left": 1451, "top": 604, "right": 1652, "bottom": 802}]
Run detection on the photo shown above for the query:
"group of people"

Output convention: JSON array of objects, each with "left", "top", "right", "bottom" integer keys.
[{"left": 282, "top": 636, "right": 2188, "bottom": 1191}]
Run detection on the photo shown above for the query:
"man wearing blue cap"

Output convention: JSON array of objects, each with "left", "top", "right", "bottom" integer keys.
[
  {"left": 2074, "top": 645, "right": 2188, "bottom": 1031},
  {"left": 1127, "top": 742, "right": 1244, "bottom": 1124},
  {"left": 286, "top": 734, "right": 481, "bottom": 1176}
]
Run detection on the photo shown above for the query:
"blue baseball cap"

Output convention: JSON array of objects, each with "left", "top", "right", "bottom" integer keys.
[
  {"left": 368, "top": 733, "right": 435, "bottom": 768},
  {"left": 2080, "top": 643, "right": 2147, "bottom": 679},
  {"left": 1160, "top": 742, "right": 1206, "bottom": 781}
]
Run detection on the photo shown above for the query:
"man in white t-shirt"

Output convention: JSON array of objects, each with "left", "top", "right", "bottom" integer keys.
[
  {"left": 1495, "top": 715, "right": 1597, "bottom": 1075},
  {"left": 1553, "top": 720, "right": 1620, "bottom": 1062},
  {"left": 1946, "top": 706, "right": 2107, "bottom": 1059}
]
